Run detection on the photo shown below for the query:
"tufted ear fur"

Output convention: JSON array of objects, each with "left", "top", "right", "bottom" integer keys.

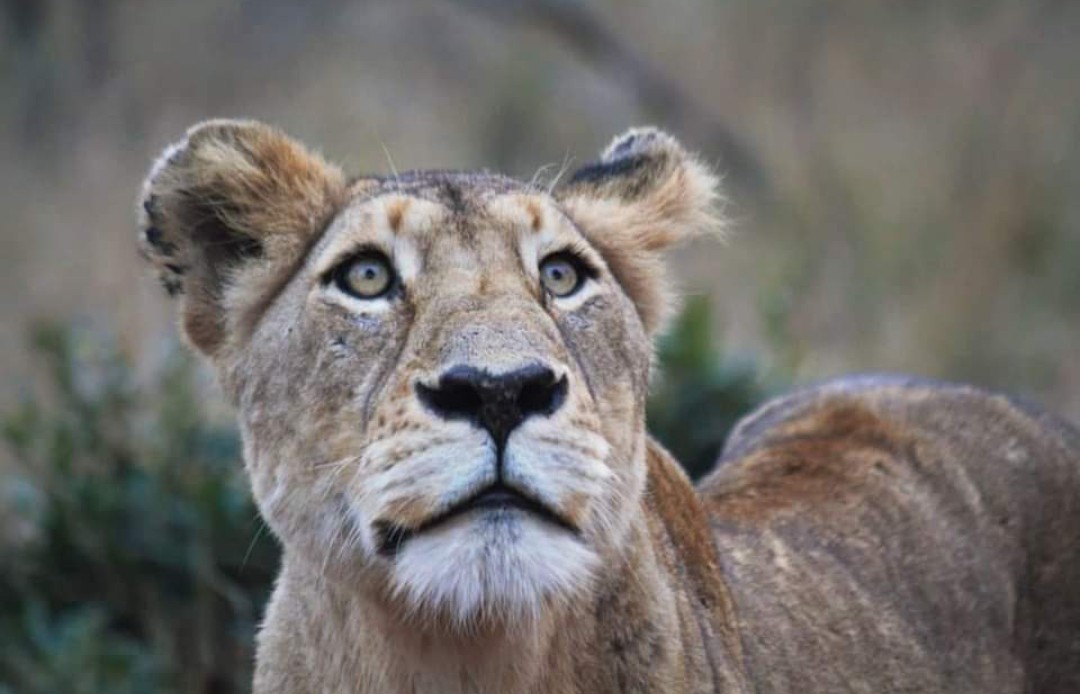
[
  {"left": 556, "top": 128, "right": 724, "bottom": 335},
  {"left": 137, "top": 119, "right": 346, "bottom": 358}
]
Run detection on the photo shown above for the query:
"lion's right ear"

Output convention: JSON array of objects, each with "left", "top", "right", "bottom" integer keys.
[
  {"left": 137, "top": 120, "right": 345, "bottom": 358},
  {"left": 555, "top": 128, "right": 724, "bottom": 335}
]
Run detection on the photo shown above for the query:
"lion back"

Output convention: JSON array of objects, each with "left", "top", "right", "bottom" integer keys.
[{"left": 698, "top": 374, "right": 1080, "bottom": 694}]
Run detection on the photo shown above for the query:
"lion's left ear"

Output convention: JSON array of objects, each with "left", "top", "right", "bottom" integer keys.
[
  {"left": 556, "top": 128, "right": 723, "bottom": 335},
  {"left": 137, "top": 119, "right": 346, "bottom": 359}
]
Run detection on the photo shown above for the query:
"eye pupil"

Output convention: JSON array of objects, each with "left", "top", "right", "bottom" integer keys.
[
  {"left": 333, "top": 253, "right": 395, "bottom": 299},
  {"left": 539, "top": 255, "right": 585, "bottom": 297}
]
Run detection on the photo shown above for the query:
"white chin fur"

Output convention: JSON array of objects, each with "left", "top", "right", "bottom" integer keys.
[{"left": 390, "top": 511, "right": 598, "bottom": 628}]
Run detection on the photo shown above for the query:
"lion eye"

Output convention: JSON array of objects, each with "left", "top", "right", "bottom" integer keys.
[
  {"left": 539, "top": 254, "right": 584, "bottom": 298},
  {"left": 333, "top": 253, "right": 395, "bottom": 299}
]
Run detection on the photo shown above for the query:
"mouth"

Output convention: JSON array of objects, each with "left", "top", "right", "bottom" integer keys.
[{"left": 375, "top": 483, "right": 578, "bottom": 557}]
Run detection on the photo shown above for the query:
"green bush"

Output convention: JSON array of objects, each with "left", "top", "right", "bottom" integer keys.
[
  {"left": 647, "top": 297, "right": 775, "bottom": 480},
  {"left": 1, "top": 326, "right": 278, "bottom": 694},
  {"left": 0, "top": 306, "right": 771, "bottom": 693}
]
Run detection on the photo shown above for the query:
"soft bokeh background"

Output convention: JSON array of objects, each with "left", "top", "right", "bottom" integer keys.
[
  {"left": 4, "top": 0, "right": 1080, "bottom": 414},
  {"left": 2, "top": 1, "right": 1078, "bottom": 692}
]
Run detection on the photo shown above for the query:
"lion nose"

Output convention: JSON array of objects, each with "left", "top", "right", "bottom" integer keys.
[{"left": 416, "top": 364, "right": 567, "bottom": 448}]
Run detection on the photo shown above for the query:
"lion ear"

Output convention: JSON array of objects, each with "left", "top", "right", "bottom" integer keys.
[
  {"left": 137, "top": 119, "right": 346, "bottom": 358},
  {"left": 556, "top": 127, "right": 724, "bottom": 334}
]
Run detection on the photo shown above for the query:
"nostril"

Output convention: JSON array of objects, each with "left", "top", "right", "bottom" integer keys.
[
  {"left": 416, "top": 378, "right": 483, "bottom": 420},
  {"left": 416, "top": 364, "right": 567, "bottom": 443},
  {"left": 518, "top": 373, "right": 567, "bottom": 417}
]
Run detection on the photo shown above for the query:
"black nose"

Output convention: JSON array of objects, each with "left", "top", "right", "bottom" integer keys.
[{"left": 416, "top": 364, "right": 567, "bottom": 448}]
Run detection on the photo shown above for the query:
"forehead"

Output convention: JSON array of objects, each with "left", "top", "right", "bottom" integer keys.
[
  {"left": 350, "top": 170, "right": 527, "bottom": 206},
  {"left": 317, "top": 171, "right": 573, "bottom": 253}
]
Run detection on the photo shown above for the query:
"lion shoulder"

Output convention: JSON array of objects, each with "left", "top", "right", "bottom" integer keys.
[
  {"left": 702, "top": 373, "right": 1078, "bottom": 518},
  {"left": 695, "top": 374, "right": 1080, "bottom": 692}
]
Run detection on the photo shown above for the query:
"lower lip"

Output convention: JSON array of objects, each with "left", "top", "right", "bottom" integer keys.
[
  {"left": 466, "top": 491, "right": 531, "bottom": 513},
  {"left": 376, "top": 490, "right": 577, "bottom": 557},
  {"left": 451, "top": 492, "right": 577, "bottom": 538}
]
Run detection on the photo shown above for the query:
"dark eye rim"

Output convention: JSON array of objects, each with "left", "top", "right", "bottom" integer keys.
[
  {"left": 325, "top": 249, "right": 398, "bottom": 300},
  {"left": 539, "top": 251, "right": 597, "bottom": 298}
]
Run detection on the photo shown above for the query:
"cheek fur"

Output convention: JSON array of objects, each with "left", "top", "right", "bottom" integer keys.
[
  {"left": 233, "top": 297, "right": 407, "bottom": 548},
  {"left": 555, "top": 292, "right": 652, "bottom": 427}
]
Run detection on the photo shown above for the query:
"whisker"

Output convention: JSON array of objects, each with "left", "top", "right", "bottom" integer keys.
[
  {"left": 546, "top": 152, "right": 575, "bottom": 195},
  {"left": 240, "top": 516, "right": 269, "bottom": 573},
  {"left": 312, "top": 458, "right": 355, "bottom": 471},
  {"left": 380, "top": 140, "right": 401, "bottom": 189},
  {"left": 529, "top": 162, "right": 557, "bottom": 190}
]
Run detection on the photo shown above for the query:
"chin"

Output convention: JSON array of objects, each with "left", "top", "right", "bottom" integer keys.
[{"left": 388, "top": 509, "right": 599, "bottom": 628}]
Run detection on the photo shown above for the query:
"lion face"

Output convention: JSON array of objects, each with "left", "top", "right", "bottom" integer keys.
[
  {"left": 138, "top": 121, "right": 721, "bottom": 627},
  {"left": 238, "top": 184, "right": 651, "bottom": 624}
]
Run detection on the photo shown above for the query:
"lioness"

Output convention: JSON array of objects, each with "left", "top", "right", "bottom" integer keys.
[{"left": 138, "top": 120, "right": 1080, "bottom": 693}]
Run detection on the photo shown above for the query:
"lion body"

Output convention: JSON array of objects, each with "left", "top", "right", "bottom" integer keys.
[
  {"left": 137, "top": 121, "right": 1080, "bottom": 693},
  {"left": 705, "top": 375, "right": 1080, "bottom": 693},
  {"left": 251, "top": 376, "right": 1080, "bottom": 694}
]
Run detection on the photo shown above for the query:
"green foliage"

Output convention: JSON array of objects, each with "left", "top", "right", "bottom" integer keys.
[
  {"left": 1, "top": 326, "right": 278, "bottom": 694},
  {"left": 648, "top": 297, "right": 775, "bottom": 480},
  {"left": 0, "top": 603, "right": 167, "bottom": 694},
  {"left": 0, "top": 309, "right": 770, "bottom": 691}
]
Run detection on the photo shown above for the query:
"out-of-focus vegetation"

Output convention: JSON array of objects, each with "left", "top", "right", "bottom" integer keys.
[
  {"left": 1, "top": 327, "right": 278, "bottom": 694},
  {"left": 648, "top": 297, "right": 776, "bottom": 479},
  {"left": 0, "top": 307, "right": 763, "bottom": 693},
  {"left": 1, "top": 0, "right": 1078, "bottom": 418}
]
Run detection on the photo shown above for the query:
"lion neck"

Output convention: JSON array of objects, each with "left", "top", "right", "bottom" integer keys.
[{"left": 257, "top": 441, "right": 748, "bottom": 694}]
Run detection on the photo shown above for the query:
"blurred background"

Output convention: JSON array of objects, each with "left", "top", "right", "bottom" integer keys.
[{"left": 1, "top": 1, "right": 1078, "bottom": 692}]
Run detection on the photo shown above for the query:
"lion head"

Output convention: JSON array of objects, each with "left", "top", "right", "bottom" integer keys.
[{"left": 138, "top": 120, "right": 722, "bottom": 628}]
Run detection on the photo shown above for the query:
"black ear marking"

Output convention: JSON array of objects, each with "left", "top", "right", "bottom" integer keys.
[
  {"left": 143, "top": 226, "right": 177, "bottom": 257},
  {"left": 143, "top": 194, "right": 160, "bottom": 221},
  {"left": 554, "top": 127, "right": 723, "bottom": 335},
  {"left": 136, "top": 119, "right": 347, "bottom": 357},
  {"left": 141, "top": 195, "right": 179, "bottom": 257},
  {"left": 558, "top": 127, "right": 685, "bottom": 205},
  {"left": 609, "top": 135, "right": 640, "bottom": 157},
  {"left": 566, "top": 154, "right": 649, "bottom": 187},
  {"left": 607, "top": 129, "right": 661, "bottom": 158},
  {"left": 160, "top": 275, "right": 184, "bottom": 297},
  {"left": 567, "top": 128, "right": 668, "bottom": 189}
]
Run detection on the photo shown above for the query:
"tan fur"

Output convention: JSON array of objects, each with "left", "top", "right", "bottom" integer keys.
[
  {"left": 557, "top": 128, "right": 725, "bottom": 334},
  {"left": 138, "top": 119, "right": 346, "bottom": 356},
  {"left": 138, "top": 122, "right": 1080, "bottom": 693}
]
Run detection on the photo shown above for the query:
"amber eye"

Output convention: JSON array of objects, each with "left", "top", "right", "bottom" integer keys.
[
  {"left": 539, "top": 254, "right": 585, "bottom": 297},
  {"left": 333, "top": 252, "right": 395, "bottom": 299}
]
